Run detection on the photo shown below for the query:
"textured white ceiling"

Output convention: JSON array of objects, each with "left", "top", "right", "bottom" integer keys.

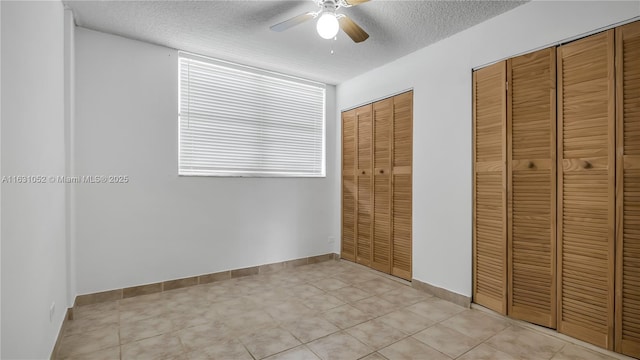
[{"left": 64, "top": 0, "right": 526, "bottom": 84}]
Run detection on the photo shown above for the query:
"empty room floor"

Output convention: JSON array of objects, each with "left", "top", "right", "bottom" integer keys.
[{"left": 56, "top": 260, "right": 621, "bottom": 360}]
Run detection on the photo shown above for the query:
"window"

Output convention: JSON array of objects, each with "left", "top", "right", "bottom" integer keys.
[{"left": 178, "top": 53, "right": 326, "bottom": 177}]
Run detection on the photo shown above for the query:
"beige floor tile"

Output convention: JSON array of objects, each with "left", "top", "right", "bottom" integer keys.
[
  {"left": 307, "top": 331, "right": 373, "bottom": 360},
  {"left": 186, "top": 338, "right": 253, "bottom": 360},
  {"left": 314, "top": 278, "right": 350, "bottom": 291},
  {"left": 355, "top": 278, "right": 402, "bottom": 295},
  {"left": 360, "top": 352, "right": 388, "bottom": 360},
  {"left": 119, "top": 302, "right": 167, "bottom": 324},
  {"left": 551, "top": 343, "right": 619, "bottom": 360},
  {"left": 281, "top": 316, "right": 340, "bottom": 343},
  {"left": 223, "top": 309, "right": 276, "bottom": 335},
  {"left": 62, "top": 261, "right": 605, "bottom": 360},
  {"left": 301, "top": 293, "right": 345, "bottom": 312},
  {"left": 264, "top": 345, "right": 321, "bottom": 360},
  {"left": 405, "top": 298, "right": 466, "bottom": 323},
  {"left": 346, "top": 319, "right": 407, "bottom": 350},
  {"left": 456, "top": 343, "right": 518, "bottom": 360},
  {"left": 485, "top": 326, "right": 566, "bottom": 360},
  {"left": 378, "top": 286, "right": 430, "bottom": 307},
  {"left": 438, "top": 309, "right": 509, "bottom": 341},
  {"left": 60, "top": 345, "right": 120, "bottom": 360},
  {"left": 178, "top": 322, "right": 232, "bottom": 351},
  {"left": 265, "top": 299, "right": 316, "bottom": 322},
  {"left": 338, "top": 270, "right": 380, "bottom": 285},
  {"left": 412, "top": 323, "right": 481, "bottom": 358},
  {"left": 118, "top": 293, "right": 164, "bottom": 311},
  {"left": 378, "top": 337, "right": 451, "bottom": 360},
  {"left": 239, "top": 327, "right": 301, "bottom": 359},
  {"left": 288, "top": 284, "right": 326, "bottom": 299},
  {"left": 73, "top": 301, "right": 119, "bottom": 319},
  {"left": 332, "top": 286, "right": 373, "bottom": 303},
  {"left": 121, "top": 333, "right": 185, "bottom": 360},
  {"left": 120, "top": 315, "right": 174, "bottom": 344},
  {"left": 166, "top": 307, "right": 212, "bottom": 330},
  {"left": 64, "top": 311, "right": 119, "bottom": 337},
  {"left": 57, "top": 325, "right": 120, "bottom": 358},
  {"left": 321, "top": 304, "right": 373, "bottom": 329},
  {"left": 352, "top": 296, "right": 397, "bottom": 317},
  {"left": 376, "top": 309, "right": 434, "bottom": 335}
]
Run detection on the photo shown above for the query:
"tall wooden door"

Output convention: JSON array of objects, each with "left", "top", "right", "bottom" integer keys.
[
  {"left": 507, "top": 48, "right": 557, "bottom": 328},
  {"left": 391, "top": 91, "right": 413, "bottom": 280},
  {"left": 341, "top": 109, "right": 357, "bottom": 261},
  {"left": 372, "top": 98, "right": 393, "bottom": 273},
  {"left": 356, "top": 105, "right": 373, "bottom": 266},
  {"left": 473, "top": 61, "right": 508, "bottom": 314},
  {"left": 557, "top": 30, "right": 615, "bottom": 349},
  {"left": 615, "top": 21, "right": 640, "bottom": 358}
]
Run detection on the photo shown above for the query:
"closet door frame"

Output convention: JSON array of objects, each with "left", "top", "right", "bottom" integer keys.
[{"left": 615, "top": 20, "right": 640, "bottom": 357}]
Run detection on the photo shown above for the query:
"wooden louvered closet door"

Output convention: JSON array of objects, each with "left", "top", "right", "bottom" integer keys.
[
  {"left": 341, "top": 109, "right": 357, "bottom": 261},
  {"left": 557, "top": 30, "right": 615, "bottom": 349},
  {"left": 391, "top": 91, "right": 413, "bottom": 280},
  {"left": 615, "top": 21, "right": 640, "bottom": 358},
  {"left": 372, "top": 98, "right": 393, "bottom": 273},
  {"left": 356, "top": 105, "right": 373, "bottom": 266},
  {"left": 507, "top": 48, "right": 557, "bottom": 328},
  {"left": 473, "top": 61, "right": 508, "bottom": 314}
]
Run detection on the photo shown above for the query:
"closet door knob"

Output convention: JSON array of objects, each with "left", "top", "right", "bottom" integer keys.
[
  {"left": 361, "top": 170, "right": 366, "bottom": 175},
  {"left": 379, "top": 169, "right": 384, "bottom": 174},
  {"left": 527, "top": 161, "right": 535, "bottom": 169},
  {"left": 582, "top": 161, "right": 592, "bottom": 169}
]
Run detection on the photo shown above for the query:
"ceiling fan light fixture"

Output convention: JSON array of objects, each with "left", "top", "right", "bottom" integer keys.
[{"left": 316, "top": 12, "right": 339, "bottom": 39}]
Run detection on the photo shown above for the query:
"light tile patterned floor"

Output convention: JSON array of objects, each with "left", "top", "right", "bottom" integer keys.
[{"left": 57, "top": 260, "right": 623, "bottom": 360}]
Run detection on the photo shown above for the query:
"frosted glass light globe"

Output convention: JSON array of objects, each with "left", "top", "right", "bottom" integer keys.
[{"left": 316, "top": 13, "right": 339, "bottom": 39}]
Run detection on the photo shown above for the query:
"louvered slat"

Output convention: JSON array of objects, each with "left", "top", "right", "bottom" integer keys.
[
  {"left": 473, "top": 61, "right": 507, "bottom": 314},
  {"left": 558, "top": 30, "right": 615, "bottom": 349},
  {"left": 341, "top": 109, "right": 356, "bottom": 261},
  {"left": 356, "top": 105, "right": 373, "bottom": 266},
  {"left": 391, "top": 92, "right": 413, "bottom": 280},
  {"left": 616, "top": 20, "right": 640, "bottom": 358},
  {"left": 507, "top": 48, "right": 557, "bottom": 328},
  {"left": 372, "top": 98, "right": 392, "bottom": 273}
]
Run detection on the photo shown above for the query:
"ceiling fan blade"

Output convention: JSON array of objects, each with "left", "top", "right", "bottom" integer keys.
[
  {"left": 342, "top": 0, "right": 370, "bottom": 6},
  {"left": 270, "top": 12, "right": 316, "bottom": 32},
  {"left": 338, "top": 15, "right": 369, "bottom": 43}
]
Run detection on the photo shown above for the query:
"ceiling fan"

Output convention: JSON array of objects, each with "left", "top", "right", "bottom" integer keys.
[{"left": 270, "top": 0, "right": 370, "bottom": 43}]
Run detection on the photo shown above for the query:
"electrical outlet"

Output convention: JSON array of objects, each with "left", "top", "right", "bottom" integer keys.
[
  {"left": 49, "top": 302, "right": 55, "bottom": 322},
  {"left": 328, "top": 236, "right": 335, "bottom": 244}
]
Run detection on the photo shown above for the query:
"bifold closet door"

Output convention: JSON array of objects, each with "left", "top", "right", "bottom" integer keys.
[
  {"left": 372, "top": 98, "right": 392, "bottom": 273},
  {"left": 356, "top": 105, "right": 373, "bottom": 266},
  {"left": 557, "top": 30, "right": 615, "bottom": 349},
  {"left": 473, "top": 62, "right": 508, "bottom": 314},
  {"left": 615, "top": 21, "right": 640, "bottom": 358},
  {"left": 391, "top": 91, "right": 413, "bottom": 280},
  {"left": 507, "top": 48, "right": 557, "bottom": 328},
  {"left": 341, "top": 109, "right": 357, "bottom": 261}
]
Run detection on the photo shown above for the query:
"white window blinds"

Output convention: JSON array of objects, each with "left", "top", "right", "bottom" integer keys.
[{"left": 179, "top": 54, "right": 326, "bottom": 177}]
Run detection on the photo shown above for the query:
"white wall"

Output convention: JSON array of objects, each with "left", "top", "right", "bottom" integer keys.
[
  {"left": 1, "top": 1, "right": 68, "bottom": 358},
  {"left": 336, "top": 1, "right": 640, "bottom": 297},
  {"left": 74, "top": 28, "right": 338, "bottom": 295}
]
